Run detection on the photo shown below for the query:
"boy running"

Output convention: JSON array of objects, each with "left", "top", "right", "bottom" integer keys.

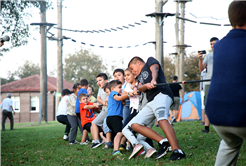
[{"left": 127, "top": 56, "right": 186, "bottom": 161}]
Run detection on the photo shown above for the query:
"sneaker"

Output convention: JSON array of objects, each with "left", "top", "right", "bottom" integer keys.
[
  {"left": 156, "top": 124, "right": 159, "bottom": 127},
  {"left": 80, "top": 142, "right": 88, "bottom": 145},
  {"left": 155, "top": 142, "right": 170, "bottom": 160},
  {"left": 128, "top": 144, "right": 144, "bottom": 159},
  {"left": 63, "top": 135, "right": 69, "bottom": 141},
  {"left": 91, "top": 142, "right": 103, "bottom": 149},
  {"left": 171, "top": 117, "right": 175, "bottom": 123},
  {"left": 112, "top": 150, "right": 122, "bottom": 156},
  {"left": 144, "top": 148, "right": 157, "bottom": 158},
  {"left": 169, "top": 149, "right": 186, "bottom": 161},
  {"left": 200, "top": 121, "right": 205, "bottom": 125},
  {"left": 202, "top": 129, "right": 209, "bottom": 133},
  {"left": 119, "top": 144, "right": 126, "bottom": 151},
  {"left": 138, "top": 149, "right": 146, "bottom": 156},
  {"left": 173, "top": 119, "right": 177, "bottom": 123},
  {"left": 74, "top": 140, "right": 80, "bottom": 144}
]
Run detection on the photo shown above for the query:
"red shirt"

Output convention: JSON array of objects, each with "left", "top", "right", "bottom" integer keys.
[{"left": 79, "top": 102, "right": 96, "bottom": 127}]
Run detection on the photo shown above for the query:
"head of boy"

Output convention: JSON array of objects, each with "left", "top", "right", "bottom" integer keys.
[
  {"left": 108, "top": 80, "right": 122, "bottom": 94},
  {"left": 78, "top": 93, "right": 89, "bottom": 105},
  {"left": 96, "top": 73, "right": 108, "bottom": 89},
  {"left": 72, "top": 83, "right": 81, "bottom": 93},
  {"left": 103, "top": 82, "right": 111, "bottom": 96},
  {"left": 80, "top": 79, "right": 89, "bottom": 88},
  {"left": 113, "top": 69, "right": 125, "bottom": 84},
  {"left": 62, "top": 89, "right": 71, "bottom": 96},
  {"left": 87, "top": 85, "right": 94, "bottom": 96},
  {"left": 128, "top": 56, "right": 145, "bottom": 77},
  {"left": 228, "top": 1, "right": 246, "bottom": 29},
  {"left": 173, "top": 76, "right": 178, "bottom": 82}
]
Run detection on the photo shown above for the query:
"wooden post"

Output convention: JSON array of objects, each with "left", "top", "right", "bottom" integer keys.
[
  {"left": 175, "top": 1, "right": 179, "bottom": 77},
  {"left": 179, "top": 1, "right": 185, "bottom": 90}
]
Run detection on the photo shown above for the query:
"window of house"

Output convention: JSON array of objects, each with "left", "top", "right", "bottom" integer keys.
[
  {"left": 30, "top": 96, "right": 39, "bottom": 112},
  {"left": 12, "top": 96, "right": 20, "bottom": 112}
]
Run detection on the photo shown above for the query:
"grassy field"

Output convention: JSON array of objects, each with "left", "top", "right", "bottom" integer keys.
[{"left": 1, "top": 121, "right": 246, "bottom": 166}]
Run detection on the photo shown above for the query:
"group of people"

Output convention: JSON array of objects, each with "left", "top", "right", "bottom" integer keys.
[{"left": 56, "top": 57, "right": 186, "bottom": 161}]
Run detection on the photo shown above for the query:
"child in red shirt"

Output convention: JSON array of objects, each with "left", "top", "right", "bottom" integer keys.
[{"left": 79, "top": 93, "right": 105, "bottom": 144}]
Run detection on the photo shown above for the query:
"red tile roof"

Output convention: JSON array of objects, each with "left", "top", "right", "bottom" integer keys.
[{"left": 1, "top": 74, "right": 74, "bottom": 92}]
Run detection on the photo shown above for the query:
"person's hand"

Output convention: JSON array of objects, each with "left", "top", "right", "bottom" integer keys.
[
  {"left": 128, "top": 92, "right": 134, "bottom": 97},
  {"left": 93, "top": 103, "right": 99, "bottom": 108},
  {"left": 197, "top": 52, "right": 203, "bottom": 60},
  {"left": 13, "top": 111, "right": 15, "bottom": 115}
]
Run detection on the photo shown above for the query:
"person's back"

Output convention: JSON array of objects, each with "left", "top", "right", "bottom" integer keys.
[
  {"left": 2, "top": 98, "right": 13, "bottom": 111},
  {"left": 206, "top": 28, "right": 246, "bottom": 126},
  {"left": 57, "top": 96, "right": 70, "bottom": 116}
]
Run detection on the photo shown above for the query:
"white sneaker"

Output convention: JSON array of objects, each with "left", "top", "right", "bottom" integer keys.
[
  {"left": 74, "top": 140, "right": 80, "bottom": 144},
  {"left": 63, "top": 135, "right": 69, "bottom": 141},
  {"left": 80, "top": 142, "right": 88, "bottom": 145}
]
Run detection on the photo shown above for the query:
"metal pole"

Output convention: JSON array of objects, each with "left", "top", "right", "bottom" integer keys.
[
  {"left": 179, "top": 2, "right": 185, "bottom": 90},
  {"left": 57, "top": 0, "right": 63, "bottom": 110},
  {"left": 175, "top": 1, "right": 179, "bottom": 77},
  {"left": 40, "top": 1, "right": 47, "bottom": 122},
  {"left": 155, "top": 0, "right": 164, "bottom": 70},
  {"left": 154, "top": 79, "right": 211, "bottom": 86}
]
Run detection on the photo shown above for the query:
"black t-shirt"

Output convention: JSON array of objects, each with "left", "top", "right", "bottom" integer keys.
[
  {"left": 137, "top": 57, "right": 174, "bottom": 102},
  {"left": 169, "top": 84, "right": 182, "bottom": 97}
]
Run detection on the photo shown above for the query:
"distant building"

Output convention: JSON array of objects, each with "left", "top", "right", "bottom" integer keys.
[{"left": 0, "top": 74, "right": 74, "bottom": 123}]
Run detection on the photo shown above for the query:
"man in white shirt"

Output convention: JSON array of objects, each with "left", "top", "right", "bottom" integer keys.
[{"left": 1, "top": 93, "right": 15, "bottom": 131}]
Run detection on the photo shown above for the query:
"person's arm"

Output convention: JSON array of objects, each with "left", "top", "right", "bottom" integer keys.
[
  {"left": 113, "top": 93, "right": 128, "bottom": 101},
  {"left": 68, "top": 95, "right": 76, "bottom": 107},
  {"left": 198, "top": 52, "right": 207, "bottom": 71},
  {"left": 10, "top": 106, "right": 15, "bottom": 115},
  {"left": 97, "top": 96, "right": 107, "bottom": 106},
  {"left": 138, "top": 64, "right": 159, "bottom": 92},
  {"left": 83, "top": 103, "right": 99, "bottom": 109}
]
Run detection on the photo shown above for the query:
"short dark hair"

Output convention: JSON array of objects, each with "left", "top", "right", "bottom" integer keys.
[
  {"left": 113, "top": 68, "right": 124, "bottom": 76},
  {"left": 128, "top": 56, "right": 145, "bottom": 67},
  {"left": 72, "top": 83, "right": 80, "bottom": 90},
  {"left": 103, "top": 82, "right": 110, "bottom": 92},
  {"left": 108, "top": 80, "right": 122, "bottom": 91},
  {"left": 89, "top": 85, "right": 94, "bottom": 92},
  {"left": 62, "top": 89, "right": 71, "bottom": 96},
  {"left": 78, "top": 93, "right": 88, "bottom": 101},
  {"left": 210, "top": 37, "right": 219, "bottom": 42},
  {"left": 80, "top": 79, "right": 89, "bottom": 87},
  {"left": 96, "top": 73, "right": 108, "bottom": 80},
  {"left": 173, "top": 76, "right": 178, "bottom": 81},
  {"left": 228, "top": 1, "right": 246, "bottom": 27}
]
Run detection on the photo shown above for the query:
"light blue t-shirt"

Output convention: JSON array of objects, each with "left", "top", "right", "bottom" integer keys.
[
  {"left": 107, "top": 91, "right": 123, "bottom": 117},
  {"left": 75, "top": 88, "right": 88, "bottom": 114}
]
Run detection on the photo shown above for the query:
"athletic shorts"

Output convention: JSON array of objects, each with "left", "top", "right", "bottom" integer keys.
[
  {"left": 92, "top": 109, "right": 107, "bottom": 126},
  {"left": 171, "top": 97, "right": 180, "bottom": 110},
  {"left": 106, "top": 116, "right": 123, "bottom": 135},
  {"left": 84, "top": 123, "right": 103, "bottom": 133},
  {"left": 130, "top": 93, "right": 173, "bottom": 126},
  {"left": 204, "top": 84, "right": 210, "bottom": 114}
]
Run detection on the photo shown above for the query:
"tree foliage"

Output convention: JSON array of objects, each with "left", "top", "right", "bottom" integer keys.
[
  {"left": 64, "top": 48, "right": 110, "bottom": 95},
  {"left": 2, "top": 60, "right": 40, "bottom": 85},
  {"left": 0, "top": 1, "right": 52, "bottom": 53}
]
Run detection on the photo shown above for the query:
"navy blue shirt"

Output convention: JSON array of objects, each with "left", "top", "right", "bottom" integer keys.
[
  {"left": 107, "top": 91, "right": 123, "bottom": 118},
  {"left": 206, "top": 29, "right": 246, "bottom": 127},
  {"left": 137, "top": 57, "right": 174, "bottom": 102},
  {"left": 75, "top": 88, "right": 88, "bottom": 114}
]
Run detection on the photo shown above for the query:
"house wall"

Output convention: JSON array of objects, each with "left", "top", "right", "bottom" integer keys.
[{"left": 0, "top": 92, "right": 55, "bottom": 124}]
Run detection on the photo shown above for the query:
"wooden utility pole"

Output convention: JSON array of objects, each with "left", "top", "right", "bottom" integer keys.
[
  {"left": 179, "top": 1, "right": 186, "bottom": 86},
  {"left": 155, "top": 0, "right": 164, "bottom": 70},
  {"left": 174, "top": 1, "right": 179, "bottom": 77},
  {"left": 56, "top": 0, "right": 63, "bottom": 110},
  {"left": 40, "top": 1, "right": 47, "bottom": 122}
]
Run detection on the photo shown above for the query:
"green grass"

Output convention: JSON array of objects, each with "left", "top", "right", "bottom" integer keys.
[{"left": 1, "top": 121, "right": 246, "bottom": 166}]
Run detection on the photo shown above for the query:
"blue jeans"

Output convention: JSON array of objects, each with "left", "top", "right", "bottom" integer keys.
[{"left": 123, "top": 105, "right": 131, "bottom": 126}]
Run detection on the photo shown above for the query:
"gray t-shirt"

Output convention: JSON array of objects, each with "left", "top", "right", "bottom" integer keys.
[
  {"left": 203, "top": 51, "right": 213, "bottom": 85},
  {"left": 200, "top": 69, "right": 207, "bottom": 91},
  {"left": 97, "top": 88, "right": 108, "bottom": 110}
]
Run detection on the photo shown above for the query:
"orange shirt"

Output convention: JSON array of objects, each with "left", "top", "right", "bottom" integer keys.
[{"left": 80, "top": 102, "right": 96, "bottom": 127}]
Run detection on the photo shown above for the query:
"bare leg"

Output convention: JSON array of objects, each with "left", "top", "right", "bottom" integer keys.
[
  {"left": 174, "top": 110, "right": 178, "bottom": 119},
  {"left": 81, "top": 130, "right": 88, "bottom": 143},
  {"left": 202, "top": 109, "right": 205, "bottom": 122},
  {"left": 99, "top": 132, "right": 106, "bottom": 142},
  {"left": 205, "top": 114, "right": 210, "bottom": 126},
  {"left": 120, "top": 136, "right": 127, "bottom": 145},
  {"left": 91, "top": 123, "right": 99, "bottom": 140},
  {"left": 113, "top": 132, "right": 123, "bottom": 151}
]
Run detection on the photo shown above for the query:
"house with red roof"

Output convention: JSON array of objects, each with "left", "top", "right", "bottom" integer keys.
[{"left": 1, "top": 74, "right": 74, "bottom": 123}]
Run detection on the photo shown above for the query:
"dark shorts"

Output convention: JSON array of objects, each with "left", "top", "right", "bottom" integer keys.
[
  {"left": 84, "top": 123, "right": 103, "bottom": 133},
  {"left": 106, "top": 116, "right": 123, "bottom": 134}
]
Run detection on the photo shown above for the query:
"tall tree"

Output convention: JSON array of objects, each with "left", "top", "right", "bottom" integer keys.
[
  {"left": 4, "top": 60, "right": 40, "bottom": 83},
  {"left": 0, "top": 0, "right": 52, "bottom": 54},
  {"left": 64, "top": 48, "right": 110, "bottom": 95},
  {"left": 184, "top": 51, "right": 200, "bottom": 92}
]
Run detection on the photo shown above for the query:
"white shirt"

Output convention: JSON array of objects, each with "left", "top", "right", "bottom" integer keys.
[
  {"left": 1, "top": 98, "right": 13, "bottom": 112},
  {"left": 124, "top": 83, "right": 139, "bottom": 110},
  {"left": 56, "top": 96, "right": 69, "bottom": 116}
]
